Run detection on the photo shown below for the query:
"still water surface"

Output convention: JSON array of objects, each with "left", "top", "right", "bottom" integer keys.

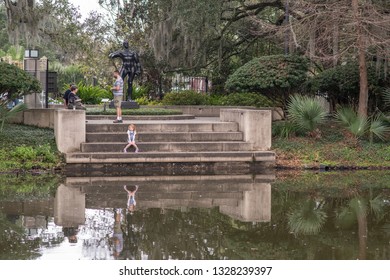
[{"left": 1, "top": 171, "right": 390, "bottom": 260}]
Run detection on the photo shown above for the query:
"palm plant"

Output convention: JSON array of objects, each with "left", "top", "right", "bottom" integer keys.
[
  {"left": 287, "top": 95, "right": 328, "bottom": 136},
  {"left": 335, "top": 107, "right": 368, "bottom": 139},
  {"left": 76, "top": 83, "right": 111, "bottom": 104},
  {"left": 0, "top": 101, "right": 27, "bottom": 132},
  {"left": 383, "top": 88, "right": 390, "bottom": 106},
  {"left": 335, "top": 107, "right": 389, "bottom": 143},
  {"left": 368, "top": 114, "right": 390, "bottom": 143}
]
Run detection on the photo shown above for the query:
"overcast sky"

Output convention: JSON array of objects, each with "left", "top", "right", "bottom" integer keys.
[{"left": 68, "top": 0, "right": 106, "bottom": 19}]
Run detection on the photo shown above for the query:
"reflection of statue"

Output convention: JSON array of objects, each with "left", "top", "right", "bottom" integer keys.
[
  {"left": 109, "top": 41, "right": 142, "bottom": 101},
  {"left": 111, "top": 209, "right": 124, "bottom": 259}
]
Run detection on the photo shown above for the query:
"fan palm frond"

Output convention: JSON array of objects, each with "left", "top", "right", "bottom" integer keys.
[
  {"left": 335, "top": 106, "right": 357, "bottom": 127},
  {"left": 287, "top": 95, "right": 327, "bottom": 134},
  {"left": 383, "top": 88, "right": 390, "bottom": 106},
  {"left": 0, "top": 102, "right": 27, "bottom": 132},
  {"left": 369, "top": 114, "right": 390, "bottom": 142}
]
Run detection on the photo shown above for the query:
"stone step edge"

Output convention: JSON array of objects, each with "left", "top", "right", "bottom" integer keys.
[
  {"left": 85, "top": 121, "right": 236, "bottom": 125},
  {"left": 65, "top": 173, "right": 276, "bottom": 185},
  {"left": 81, "top": 141, "right": 249, "bottom": 145},
  {"left": 86, "top": 131, "right": 243, "bottom": 135},
  {"left": 66, "top": 174, "right": 275, "bottom": 184},
  {"left": 86, "top": 114, "right": 195, "bottom": 120},
  {"left": 65, "top": 151, "right": 275, "bottom": 164}
]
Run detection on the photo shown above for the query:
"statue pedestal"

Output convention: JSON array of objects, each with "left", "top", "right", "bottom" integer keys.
[{"left": 109, "top": 100, "right": 140, "bottom": 109}]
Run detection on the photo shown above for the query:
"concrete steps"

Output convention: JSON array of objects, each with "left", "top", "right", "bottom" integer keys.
[
  {"left": 85, "top": 122, "right": 239, "bottom": 133},
  {"left": 82, "top": 119, "right": 251, "bottom": 153},
  {"left": 86, "top": 114, "right": 195, "bottom": 121},
  {"left": 64, "top": 114, "right": 275, "bottom": 174},
  {"left": 81, "top": 141, "right": 253, "bottom": 153},
  {"left": 66, "top": 151, "right": 275, "bottom": 163},
  {"left": 86, "top": 132, "right": 244, "bottom": 143}
]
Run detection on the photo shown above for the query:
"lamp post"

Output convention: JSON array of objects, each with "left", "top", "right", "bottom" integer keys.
[
  {"left": 24, "top": 49, "right": 40, "bottom": 108},
  {"left": 24, "top": 49, "right": 40, "bottom": 79}
]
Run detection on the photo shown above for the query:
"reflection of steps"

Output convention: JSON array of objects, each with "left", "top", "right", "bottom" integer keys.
[
  {"left": 67, "top": 175, "right": 273, "bottom": 222},
  {"left": 0, "top": 175, "right": 273, "bottom": 223}
]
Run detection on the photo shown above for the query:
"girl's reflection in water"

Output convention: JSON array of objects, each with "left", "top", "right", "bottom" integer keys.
[{"left": 124, "top": 185, "right": 139, "bottom": 214}]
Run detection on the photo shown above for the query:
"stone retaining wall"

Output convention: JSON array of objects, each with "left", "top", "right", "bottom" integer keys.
[
  {"left": 8, "top": 109, "right": 56, "bottom": 128},
  {"left": 54, "top": 110, "right": 86, "bottom": 153},
  {"left": 220, "top": 108, "right": 272, "bottom": 150}
]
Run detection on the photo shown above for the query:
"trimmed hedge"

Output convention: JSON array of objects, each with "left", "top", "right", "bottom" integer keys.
[
  {"left": 162, "top": 90, "right": 210, "bottom": 105},
  {"left": 162, "top": 90, "right": 274, "bottom": 107}
]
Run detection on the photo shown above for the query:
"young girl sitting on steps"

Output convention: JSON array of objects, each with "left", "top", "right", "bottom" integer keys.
[{"left": 123, "top": 124, "right": 139, "bottom": 153}]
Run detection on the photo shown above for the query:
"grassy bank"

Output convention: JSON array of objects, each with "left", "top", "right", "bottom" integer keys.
[
  {"left": 2, "top": 119, "right": 390, "bottom": 173},
  {"left": 0, "top": 124, "right": 63, "bottom": 173},
  {"left": 272, "top": 121, "right": 390, "bottom": 169}
]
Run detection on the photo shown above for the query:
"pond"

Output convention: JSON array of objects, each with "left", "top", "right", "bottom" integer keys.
[{"left": 0, "top": 171, "right": 390, "bottom": 260}]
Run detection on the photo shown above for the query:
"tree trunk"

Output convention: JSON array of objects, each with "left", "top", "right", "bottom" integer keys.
[
  {"left": 332, "top": 14, "right": 339, "bottom": 67},
  {"left": 352, "top": 0, "right": 369, "bottom": 118},
  {"left": 309, "top": 18, "right": 316, "bottom": 60}
]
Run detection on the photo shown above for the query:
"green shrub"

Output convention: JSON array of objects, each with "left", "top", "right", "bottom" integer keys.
[
  {"left": 132, "top": 85, "right": 149, "bottom": 100},
  {"left": 76, "top": 83, "right": 111, "bottom": 104},
  {"left": 225, "top": 55, "right": 309, "bottom": 106},
  {"left": 272, "top": 121, "right": 299, "bottom": 139},
  {"left": 162, "top": 90, "right": 210, "bottom": 105},
  {"left": 306, "top": 62, "right": 390, "bottom": 110},
  {"left": 135, "top": 96, "right": 150, "bottom": 105},
  {"left": 215, "top": 92, "right": 274, "bottom": 107},
  {"left": 11, "top": 145, "right": 37, "bottom": 161},
  {"left": 36, "top": 144, "right": 57, "bottom": 163},
  {"left": 0, "top": 62, "right": 41, "bottom": 96}
]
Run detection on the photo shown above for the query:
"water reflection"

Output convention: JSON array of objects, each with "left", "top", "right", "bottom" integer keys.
[{"left": 1, "top": 171, "right": 390, "bottom": 260}]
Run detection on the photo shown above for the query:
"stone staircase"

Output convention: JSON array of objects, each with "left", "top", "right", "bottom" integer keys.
[
  {"left": 64, "top": 109, "right": 275, "bottom": 176},
  {"left": 82, "top": 121, "right": 251, "bottom": 153}
]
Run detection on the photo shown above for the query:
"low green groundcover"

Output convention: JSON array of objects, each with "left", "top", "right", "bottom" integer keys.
[{"left": 0, "top": 124, "right": 62, "bottom": 172}]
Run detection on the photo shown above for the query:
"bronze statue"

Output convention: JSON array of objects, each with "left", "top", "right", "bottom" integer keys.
[{"left": 109, "top": 41, "right": 142, "bottom": 101}]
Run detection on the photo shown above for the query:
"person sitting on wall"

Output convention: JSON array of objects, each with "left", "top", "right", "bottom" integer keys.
[
  {"left": 63, "top": 84, "right": 73, "bottom": 108},
  {"left": 67, "top": 85, "right": 85, "bottom": 110}
]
